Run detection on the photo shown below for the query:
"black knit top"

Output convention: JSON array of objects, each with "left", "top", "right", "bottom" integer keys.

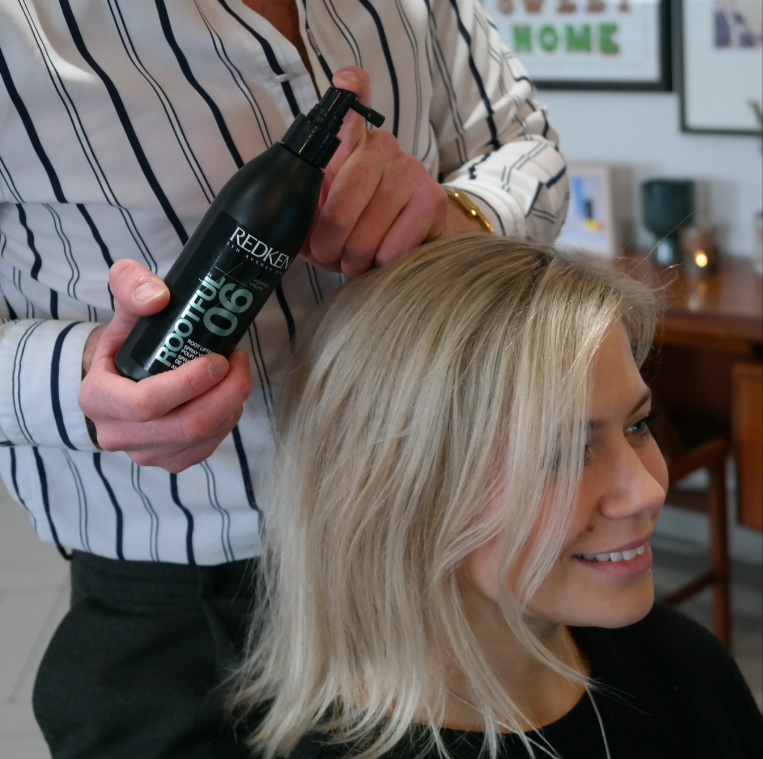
[{"left": 290, "top": 604, "right": 762, "bottom": 758}]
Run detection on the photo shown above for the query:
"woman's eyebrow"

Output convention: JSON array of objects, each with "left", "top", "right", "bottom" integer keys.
[
  {"left": 587, "top": 389, "right": 652, "bottom": 431},
  {"left": 628, "top": 388, "right": 652, "bottom": 417}
]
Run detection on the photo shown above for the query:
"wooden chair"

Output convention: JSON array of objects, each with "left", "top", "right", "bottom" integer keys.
[{"left": 650, "top": 405, "right": 731, "bottom": 647}]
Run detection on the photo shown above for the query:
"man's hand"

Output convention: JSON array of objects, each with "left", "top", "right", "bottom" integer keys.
[
  {"left": 301, "top": 66, "right": 487, "bottom": 279},
  {"left": 78, "top": 259, "right": 252, "bottom": 473}
]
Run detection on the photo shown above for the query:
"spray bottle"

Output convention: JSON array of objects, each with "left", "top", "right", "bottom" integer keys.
[{"left": 115, "top": 88, "right": 384, "bottom": 381}]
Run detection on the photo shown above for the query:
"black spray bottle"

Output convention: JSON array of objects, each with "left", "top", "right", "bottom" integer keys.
[{"left": 115, "top": 88, "right": 384, "bottom": 381}]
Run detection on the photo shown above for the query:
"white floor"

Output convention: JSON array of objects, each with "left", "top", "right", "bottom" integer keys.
[
  {"left": 0, "top": 484, "right": 69, "bottom": 759},
  {"left": 651, "top": 538, "right": 763, "bottom": 710},
  {"left": 0, "top": 479, "right": 761, "bottom": 759}
]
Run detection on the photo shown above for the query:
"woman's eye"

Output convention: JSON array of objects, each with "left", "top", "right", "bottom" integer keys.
[
  {"left": 626, "top": 411, "right": 659, "bottom": 440},
  {"left": 583, "top": 443, "right": 591, "bottom": 467}
]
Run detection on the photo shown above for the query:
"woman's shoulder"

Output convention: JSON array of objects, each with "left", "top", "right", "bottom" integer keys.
[
  {"left": 288, "top": 607, "right": 761, "bottom": 759},
  {"left": 577, "top": 602, "right": 745, "bottom": 695},
  {"left": 574, "top": 602, "right": 762, "bottom": 757},
  {"left": 603, "top": 601, "right": 728, "bottom": 657}
]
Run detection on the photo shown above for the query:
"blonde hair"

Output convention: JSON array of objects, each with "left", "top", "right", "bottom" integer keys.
[{"left": 230, "top": 235, "right": 659, "bottom": 758}]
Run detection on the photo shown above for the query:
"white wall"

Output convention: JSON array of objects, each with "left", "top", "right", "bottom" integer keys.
[{"left": 538, "top": 89, "right": 763, "bottom": 259}]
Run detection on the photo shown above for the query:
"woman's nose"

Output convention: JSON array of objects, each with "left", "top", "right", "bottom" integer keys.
[{"left": 597, "top": 442, "right": 668, "bottom": 521}]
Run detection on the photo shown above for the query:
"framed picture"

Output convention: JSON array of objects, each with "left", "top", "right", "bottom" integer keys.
[
  {"left": 481, "top": 0, "right": 671, "bottom": 90},
  {"left": 676, "top": 0, "right": 763, "bottom": 134},
  {"left": 555, "top": 163, "right": 618, "bottom": 256}
]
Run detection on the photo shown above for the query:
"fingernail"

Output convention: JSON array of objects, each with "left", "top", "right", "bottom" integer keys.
[
  {"left": 207, "top": 355, "right": 228, "bottom": 381},
  {"left": 134, "top": 281, "right": 166, "bottom": 303},
  {"left": 336, "top": 70, "right": 360, "bottom": 88}
]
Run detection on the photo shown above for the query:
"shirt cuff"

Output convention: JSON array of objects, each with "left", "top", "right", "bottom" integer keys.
[{"left": 0, "top": 319, "right": 102, "bottom": 451}]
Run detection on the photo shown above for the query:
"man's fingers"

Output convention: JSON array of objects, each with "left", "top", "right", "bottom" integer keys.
[
  {"left": 108, "top": 259, "right": 170, "bottom": 334},
  {"left": 133, "top": 354, "right": 236, "bottom": 422},
  {"left": 127, "top": 413, "right": 242, "bottom": 472},
  {"left": 82, "top": 352, "right": 231, "bottom": 424},
  {"left": 226, "top": 349, "right": 253, "bottom": 402},
  {"left": 333, "top": 66, "right": 371, "bottom": 107},
  {"left": 91, "top": 352, "right": 250, "bottom": 454},
  {"left": 79, "top": 256, "right": 253, "bottom": 472},
  {"left": 93, "top": 259, "right": 171, "bottom": 367},
  {"left": 81, "top": 349, "right": 252, "bottom": 472},
  {"left": 374, "top": 200, "right": 444, "bottom": 268},
  {"left": 309, "top": 157, "right": 384, "bottom": 269},
  {"left": 328, "top": 67, "right": 373, "bottom": 176},
  {"left": 337, "top": 190, "right": 409, "bottom": 278},
  {"left": 306, "top": 65, "right": 448, "bottom": 276}
]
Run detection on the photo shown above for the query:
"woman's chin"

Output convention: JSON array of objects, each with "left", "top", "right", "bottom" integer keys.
[
  {"left": 580, "top": 586, "right": 656, "bottom": 629},
  {"left": 526, "top": 565, "right": 658, "bottom": 630}
]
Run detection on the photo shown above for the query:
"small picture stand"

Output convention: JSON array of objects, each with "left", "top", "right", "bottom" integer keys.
[{"left": 556, "top": 163, "right": 617, "bottom": 257}]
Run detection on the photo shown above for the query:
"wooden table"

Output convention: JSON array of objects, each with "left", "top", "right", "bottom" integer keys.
[{"left": 622, "top": 252, "right": 762, "bottom": 530}]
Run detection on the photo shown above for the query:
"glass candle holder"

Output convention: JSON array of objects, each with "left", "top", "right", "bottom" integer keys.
[{"left": 680, "top": 224, "right": 717, "bottom": 277}]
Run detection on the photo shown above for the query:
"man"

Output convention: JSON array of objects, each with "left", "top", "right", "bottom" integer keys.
[{"left": 0, "top": 1, "right": 568, "bottom": 756}]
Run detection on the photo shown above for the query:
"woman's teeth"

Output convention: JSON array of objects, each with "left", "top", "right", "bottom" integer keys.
[{"left": 578, "top": 544, "right": 646, "bottom": 562}]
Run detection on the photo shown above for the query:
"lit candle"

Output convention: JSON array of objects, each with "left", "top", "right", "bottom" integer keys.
[{"left": 680, "top": 225, "right": 716, "bottom": 277}]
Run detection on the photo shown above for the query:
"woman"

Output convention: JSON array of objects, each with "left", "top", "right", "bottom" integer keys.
[{"left": 231, "top": 236, "right": 761, "bottom": 758}]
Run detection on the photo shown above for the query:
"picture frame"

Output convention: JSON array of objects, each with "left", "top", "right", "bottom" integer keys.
[
  {"left": 555, "top": 163, "right": 618, "bottom": 257},
  {"left": 675, "top": 0, "right": 763, "bottom": 134},
  {"left": 482, "top": 0, "right": 671, "bottom": 90}
]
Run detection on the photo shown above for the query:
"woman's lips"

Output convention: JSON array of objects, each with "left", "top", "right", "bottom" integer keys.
[{"left": 572, "top": 542, "right": 653, "bottom": 579}]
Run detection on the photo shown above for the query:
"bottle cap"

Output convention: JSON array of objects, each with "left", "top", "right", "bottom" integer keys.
[{"left": 280, "top": 87, "right": 385, "bottom": 169}]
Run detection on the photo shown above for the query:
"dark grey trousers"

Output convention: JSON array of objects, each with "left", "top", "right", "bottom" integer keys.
[{"left": 33, "top": 551, "right": 260, "bottom": 759}]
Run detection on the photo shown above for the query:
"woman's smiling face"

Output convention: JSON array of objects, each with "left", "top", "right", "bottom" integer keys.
[{"left": 461, "top": 321, "right": 669, "bottom": 630}]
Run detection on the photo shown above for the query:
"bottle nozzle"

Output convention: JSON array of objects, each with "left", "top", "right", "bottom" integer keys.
[
  {"left": 280, "top": 87, "right": 386, "bottom": 169},
  {"left": 349, "top": 99, "right": 385, "bottom": 129}
]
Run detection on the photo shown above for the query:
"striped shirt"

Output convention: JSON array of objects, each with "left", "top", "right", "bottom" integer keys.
[{"left": 0, "top": 0, "right": 569, "bottom": 565}]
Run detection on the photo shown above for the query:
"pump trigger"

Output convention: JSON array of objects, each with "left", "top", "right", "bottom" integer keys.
[{"left": 350, "top": 100, "right": 385, "bottom": 129}]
